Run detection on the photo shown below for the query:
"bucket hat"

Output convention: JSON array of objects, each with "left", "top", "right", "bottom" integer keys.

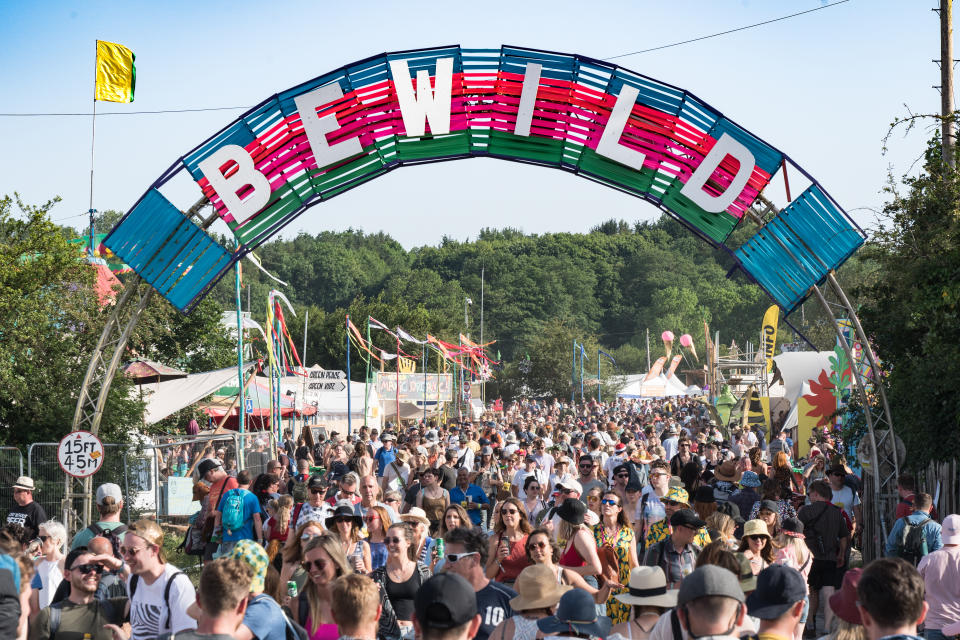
[{"left": 537, "top": 588, "right": 611, "bottom": 638}]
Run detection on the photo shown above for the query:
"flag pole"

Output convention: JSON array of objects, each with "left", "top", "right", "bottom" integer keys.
[
  {"left": 346, "top": 315, "right": 352, "bottom": 437},
  {"left": 423, "top": 345, "right": 428, "bottom": 426},
  {"left": 235, "top": 239, "right": 245, "bottom": 434},
  {"left": 364, "top": 318, "right": 371, "bottom": 429},
  {"left": 571, "top": 340, "right": 576, "bottom": 406},
  {"left": 395, "top": 333, "right": 401, "bottom": 427},
  {"left": 597, "top": 349, "right": 601, "bottom": 403},
  {"left": 89, "top": 42, "right": 98, "bottom": 256}
]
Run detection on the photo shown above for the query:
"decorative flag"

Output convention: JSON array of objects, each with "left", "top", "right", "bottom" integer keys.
[
  {"left": 761, "top": 305, "right": 779, "bottom": 373},
  {"left": 95, "top": 40, "right": 136, "bottom": 103}
]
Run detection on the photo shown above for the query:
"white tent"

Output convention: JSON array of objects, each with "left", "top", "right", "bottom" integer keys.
[
  {"left": 781, "top": 381, "right": 812, "bottom": 431},
  {"left": 617, "top": 373, "right": 689, "bottom": 398},
  {"left": 279, "top": 373, "right": 381, "bottom": 431},
  {"left": 141, "top": 364, "right": 255, "bottom": 425}
]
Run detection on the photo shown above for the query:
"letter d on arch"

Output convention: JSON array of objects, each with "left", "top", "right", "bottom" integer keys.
[{"left": 680, "top": 133, "right": 756, "bottom": 214}]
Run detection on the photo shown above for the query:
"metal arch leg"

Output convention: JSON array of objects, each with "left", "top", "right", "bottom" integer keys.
[{"left": 809, "top": 283, "right": 897, "bottom": 562}]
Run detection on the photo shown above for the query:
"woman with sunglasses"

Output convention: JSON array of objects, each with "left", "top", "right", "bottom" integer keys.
[
  {"left": 469, "top": 446, "right": 503, "bottom": 504},
  {"left": 737, "top": 519, "right": 776, "bottom": 576},
  {"left": 593, "top": 492, "right": 637, "bottom": 623},
  {"left": 524, "top": 527, "right": 598, "bottom": 592},
  {"left": 485, "top": 497, "right": 532, "bottom": 586},
  {"left": 294, "top": 534, "right": 360, "bottom": 640},
  {"left": 521, "top": 476, "right": 547, "bottom": 524},
  {"left": 364, "top": 505, "right": 391, "bottom": 571},
  {"left": 370, "top": 522, "right": 431, "bottom": 640},
  {"left": 280, "top": 520, "right": 325, "bottom": 589},
  {"left": 585, "top": 487, "right": 604, "bottom": 519},
  {"left": 326, "top": 503, "right": 370, "bottom": 574}
]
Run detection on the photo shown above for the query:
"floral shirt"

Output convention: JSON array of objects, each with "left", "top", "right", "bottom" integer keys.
[{"left": 646, "top": 519, "right": 711, "bottom": 548}]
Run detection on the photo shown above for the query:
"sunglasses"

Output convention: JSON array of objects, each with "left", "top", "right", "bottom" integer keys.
[
  {"left": 334, "top": 517, "right": 354, "bottom": 524},
  {"left": 364, "top": 514, "right": 380, "bottom": 521},
  {"left": 384, "top": 498, "right": 400, "bottom": 503},
  {"left": 560, "top": 488, "right": 576, "bottom": 494},
  {"left": 309, "top": 488, "right": 325, "bottom": 494},
  {"left": 663, "top": 500, "right": 683, "bottom": 507},
  {"left": 501, "top": 508, "right": 519, "bottom": 515},
  {"left": 445, "top": 551, "right": 478, "bottom": 563},
  {"left": 600, "top": 499, "right": 620, "bottom": 506},
  {"left": 301, "top": 531, "right": 321, "bottom": 541},
  {"left": 303, "top": 559, "right": 328, "bottom": 572},
  {"left": 72, "top": 563, "right": 105, "bottom": 575},
  {"left": 39, "top": 535, "right": 50, "bottom": 543},
  {"left": 526, "top": 541, "right": 549, "bottom": 551},
  {"left": 746, "top": 535, "right": 768, "bottom": 542},
  {"left": 384, "top": 536, "right": 404, "bottom": 544},
  {"left": 527, "top": 486, "right": 541, "bottom": 492},
  {"left": 615, "top": 473, "right": 629, "bottom": 478}
]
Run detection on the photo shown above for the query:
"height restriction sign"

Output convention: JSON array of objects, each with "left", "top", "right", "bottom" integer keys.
[{"left": 58, "top": 431, "right": 105, "bottom": 478}]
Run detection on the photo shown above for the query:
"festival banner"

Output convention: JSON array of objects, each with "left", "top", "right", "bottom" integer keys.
[
  {"left": 375, "top": 372, "right": 453, "bottom": 402},
  {"left": 796, "top": 396, "right": 817, "bottom": 458},
  {"left": 761, "top": 305, "right": 779, "bottom": 373}
]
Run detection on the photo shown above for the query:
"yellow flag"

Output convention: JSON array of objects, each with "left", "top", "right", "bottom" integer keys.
[
  {"left": 95, "top": 40, "right": 136, "bottom": 103},
  {"left": 761, "top": 305, "right": 779, "bottom": 373}
]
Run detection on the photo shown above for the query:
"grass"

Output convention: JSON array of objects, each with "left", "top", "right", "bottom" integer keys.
[{"left": 161, "top": 527, "right": 203, "bottom": 586}]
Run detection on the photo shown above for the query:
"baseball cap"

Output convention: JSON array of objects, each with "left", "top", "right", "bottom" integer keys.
[
  {"left": 414, "top": 573, "right": 477, "bottom": 630},
  {"left": 670, "top": 509, "right": 706, "bottom": 530},
  {"left": 746, "top": 565, "right": 807, "bottom": 619},
  {"left": 96, "top": 483, "right": 123, "bottom": 505},
  {"left": 941, "top": 514, "right": 960, "bottom": 545},
  {"left": 677, "top": 565, "right": 745, "bottom": 607},
  {"left": 555, "top": 479, "right": 583, "bottom": 495},
  {"left": 197, "top": 458, "right": 222, "bottom": 477},
  {"left": 613, "top": 463, "right": 630, "bottom": 476}
]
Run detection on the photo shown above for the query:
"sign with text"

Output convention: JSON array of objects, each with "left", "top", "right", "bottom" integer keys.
[
  {"left": 165, "top": 476, "right": 201, "bottom": 516},
  {"left": 376, "top": 373, "right": 453, "bottom": 402},
  {"left": 58, "top": 431, "right": 105, "bottom": 478}
]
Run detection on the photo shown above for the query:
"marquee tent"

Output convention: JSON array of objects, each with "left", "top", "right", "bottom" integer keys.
[
  {"left": 617, "top": 372, "right": 690, "bottom": 398},
  {"left": 141, "top": 364, "right": 254, "bottom": 425}
]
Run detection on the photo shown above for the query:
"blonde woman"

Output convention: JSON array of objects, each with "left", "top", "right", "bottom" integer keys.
[
  {"left": 264, "top": 495, "right": 294, "bottom": 568},
  {"left": 705, "top": 512, "right": 737, "bottom": 550},
  {"left": 280, "top": 519, "right": 325, "bottom": 587},
  {"left": 292, "top": 534, "right": 352, "bottom": 639}
]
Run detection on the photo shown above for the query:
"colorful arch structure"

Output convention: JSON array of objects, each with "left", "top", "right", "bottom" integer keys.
[{"left": 74, "top": 45, "right": 897, "bottom": 558}]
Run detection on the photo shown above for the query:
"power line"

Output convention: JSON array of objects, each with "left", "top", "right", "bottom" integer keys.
[
  {"left": 603, "top": 0, "right": 851, "bottom": 59},
  {"left": 0, "top": 3, "right": 851, "bottom": 119}
]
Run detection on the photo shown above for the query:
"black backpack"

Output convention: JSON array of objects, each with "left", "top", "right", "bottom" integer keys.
[
  {"left": 896, "top": 516, "right": 931, "bottom": 565},
  {"left": 88, "top": 522, "right": 128, "bottom": 559}
]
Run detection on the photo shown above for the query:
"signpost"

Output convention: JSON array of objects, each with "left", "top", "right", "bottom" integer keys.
[
  {"left": 245, "top": 397, "right": 254, "bottom": 414},
  {"left": 307, "top": 369, "right": 346, "bottom": 393},
  {"left": 58, "top": 431, "right": 105, "bottom": 478}
]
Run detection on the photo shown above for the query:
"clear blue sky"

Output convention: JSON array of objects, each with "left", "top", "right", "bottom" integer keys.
[{"left": 0, "top": 1, "right": 944, "bottom": 248}]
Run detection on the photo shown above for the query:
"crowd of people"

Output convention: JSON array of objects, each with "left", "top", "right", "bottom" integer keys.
[{"left": 1, "top": 395, "right": 958, "bottom": 640}]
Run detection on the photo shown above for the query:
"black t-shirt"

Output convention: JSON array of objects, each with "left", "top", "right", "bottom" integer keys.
[
  {"left": 439, "top": 465, "right": 457, "bottom": 490},
  {"left": 475, "top": 581, "right": 517, "bottom": 640},
  {"left": 6, "top": 501, "right": 47, "bottom": 540}
]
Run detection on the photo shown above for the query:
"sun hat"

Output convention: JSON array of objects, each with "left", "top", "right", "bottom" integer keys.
[
  {"left": 739, "top": 471, "right": 762, "bottom": 488},
  {"left": 714, "top": 460, "right": 742, "bottom": 483},
  {"left": 509, "top": 564, "right": 572, "bottom": 611},
  {"left": 828, "top": 568, "right": 862, "bottom": 624},
  {"left": 13, "top": 476, "right": 36, "bottom": 491},
  {"left": 677, "top": 565, "right": 745, "bottom": 607},
  {"left": 556, "top": 498, "right": 587, "bottom": 525},
  {"left": 780, "top": 517, "right": 805, "bottom": 539},
  {"left": 537, "top": 588, "right": 612, "bottom": 638},
  {"left": 735, "top": 552, "right": 757, "bottom": 592},
  {"left": 401, "top": 507, "right": 431, "bottom": 527},
  {"left": 381, "top": 433, "right": 396, "bottom": 441},
  {"left": 325, "top": 501, "right": 363, "bottom": 530},
  {"left": 941, "top": 514, "right": 960, "bottom": 545},
  {"left": 664, "top": 486, "right": 690, "bottom": 506},
  {"left": 226, "top": 539, "right": 270, "bottom": 593},
  {"left": 615, "top": 566, "right": 679, "bottom": 608},
  {"left": 415, "top": 573, "right": 478, "bottom": 630},
  {"left": 742, "top": 519, "right": 771, "bottom": 538},
  {"left": 746, "top": 565, "right": 807, "bottom": 620},
  {"left": 555, "top": 479, "right": 583, "bottom": 495}
]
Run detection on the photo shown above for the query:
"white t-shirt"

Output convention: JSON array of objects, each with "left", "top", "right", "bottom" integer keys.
[
  {"left": 382, "top": 461, "right": 410, "bottom": 493},
  {"left": 512, "top": 468, "right": 546, "bottom": 501},
  {"left": 533, "top": 452, "right": 555, "bottom": 478},
  {"left": 127, "top": 563, "right": 198, "bottom": 640},
  {"left": 603, "top": 454, "right": 626, "bottom": 484},
  {"left": 34, "top": 558, "right": 63, "bottom": 609},
  {"left": 830, "top": 485, "right": 861, "bottom": 521}
]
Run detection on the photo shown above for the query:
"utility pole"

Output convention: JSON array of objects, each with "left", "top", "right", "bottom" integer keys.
[{"left": 938, "top": 0, "right": 956, "bottom": 166}]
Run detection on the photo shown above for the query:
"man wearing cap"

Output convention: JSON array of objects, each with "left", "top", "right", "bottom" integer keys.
[
  {"left": 442, "top": 526, "right": 516, "bottom": 640},
  {"left": 70, "top": 483, "right": 126, "bottom": 550},
  {"left": 674, "top": 565, "right": 746, "bottom": 640},
  {"left": 413, "top": 573, "right": 481, "bottom": 640},
  {"left": 917, "top": 514, "right": 960, "bottom": 640},
  {"left": 7, "top": 476, "right": 46, "bottom": 541},
  {"left": 197, "top": 458, "right": 237, "bottom": 561},
  {"left": 452, "top": 434, "right": 476, "bottom": 473},
  {"left": 294, "top": 475, "right": 333, "bottom": 529},
  {"left": 374, "top": 433, "right": 398, "bottom": 479},
  {"left": 645, "top": 487, "right": 711, "bottom": 549},
  {"left": 644, "top": 509, "right": 706, "bottom": 588},
  {"left": 746, "top": 565, "right": 808, "bottom": 640},
  {"left": 827, "top": 465, "right": 861, "bottom": 537}
]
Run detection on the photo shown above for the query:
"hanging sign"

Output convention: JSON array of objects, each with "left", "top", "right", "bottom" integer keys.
[{"left": 58, "top": 430, "right": 105, "bottom": 478}]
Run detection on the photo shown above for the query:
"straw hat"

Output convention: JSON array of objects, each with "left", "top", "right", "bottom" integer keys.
[
  {"left": 742, "top": 519, "right": 771, "bottom": 539},
  {"left": 509, "top": 565, "right": 572, "bottom": 611},
  {"left": 401, "top": 507, "right": 431, "bottom": 527},
  {"left": 615, "top": 566, "right": 678, "bottom": 608}
]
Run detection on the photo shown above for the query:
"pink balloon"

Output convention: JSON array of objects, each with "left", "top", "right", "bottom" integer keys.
[
  {"left": 661, "top": 330, "right": 675, "bottom": 342},
  {"left": 679, "top": 334, "right": 693, "bottom": 348}
]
